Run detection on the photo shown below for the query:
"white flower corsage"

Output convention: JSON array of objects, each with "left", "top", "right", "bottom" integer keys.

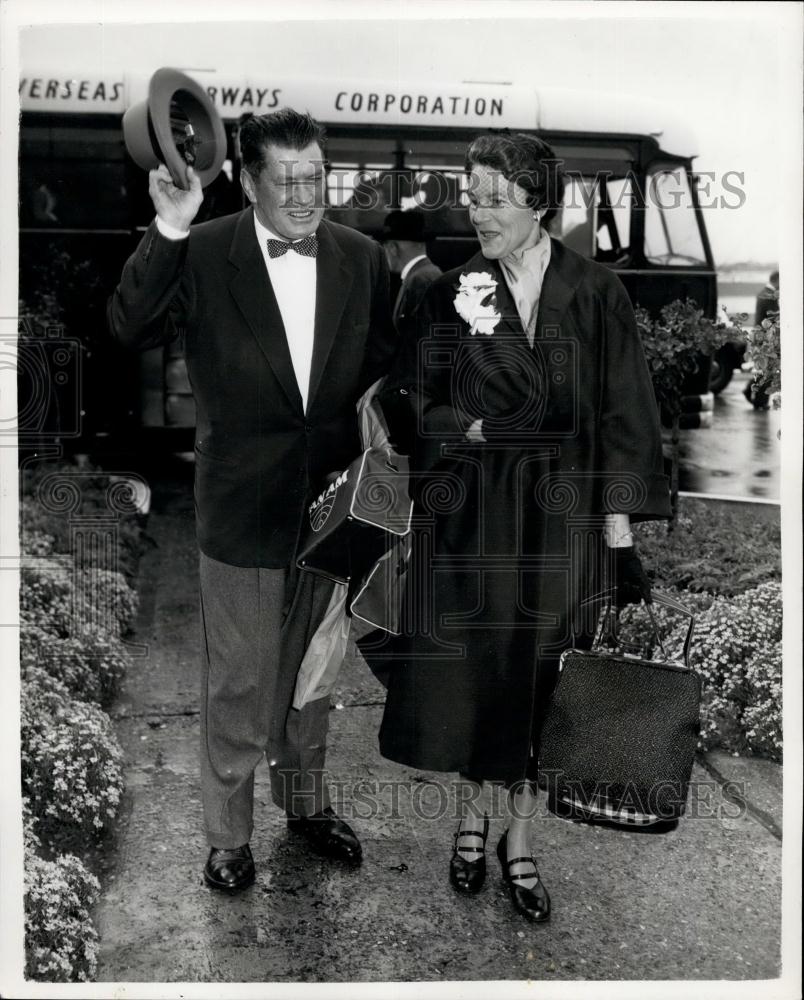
[{"left": 453, "top": 272, "right": 500, "bottom": 336}]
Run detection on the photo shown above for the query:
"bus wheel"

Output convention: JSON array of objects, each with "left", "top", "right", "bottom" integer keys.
[{"left": 708, "top": 350, "right": 734, "bottom": 394}]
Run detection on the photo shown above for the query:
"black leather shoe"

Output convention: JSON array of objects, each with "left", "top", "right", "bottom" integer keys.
[
  {"left": 449, "top": 813, "right": 489, "bottom": 894},
  {"left": 287, "top": 807, "right": 363, "bottom": 865},
  {"left": 204, "top": 843, "right": 255, "bottom": 892},
  {"left": 496, "top": 831, "right": 550, "bottom": 922}
]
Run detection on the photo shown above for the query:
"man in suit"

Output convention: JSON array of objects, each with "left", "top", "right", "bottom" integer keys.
[
  {"left": 754, "top": 269, "right": 780, "bottom": 326},
  {"left": 380, "top": 209, "right": 442, "bottom": 341},
  {"left": 744, "top": 269, "right": 780, "bottom": 408},
  {"left": 109, "top": 109, "right": 396, "bottom": 891}
]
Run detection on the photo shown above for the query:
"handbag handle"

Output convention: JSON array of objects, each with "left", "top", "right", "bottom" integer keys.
[{"left": 589, "top": 589, "right": 695, "bottom": 668}]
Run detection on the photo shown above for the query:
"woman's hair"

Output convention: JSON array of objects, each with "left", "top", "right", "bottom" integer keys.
[
  {"left": 238, "top": 109, "right": 326, "bottom": 176},
  {"left": 465, "top": 132, "right": 566, "bottom": 224}
]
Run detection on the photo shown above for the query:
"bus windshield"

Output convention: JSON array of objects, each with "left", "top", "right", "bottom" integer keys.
[{"left": 644, "top": 166, "right": 707, "bottom": 266}]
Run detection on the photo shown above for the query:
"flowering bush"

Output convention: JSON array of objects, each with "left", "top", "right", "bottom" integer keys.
[
  {"left": 19, "top": 561, "right": 74, "bottom": 628},
  {"left": 24, "top": 530, "right": 56, "bottom": 558},
  {"left": 20, "top": 562, "right": 138, "bottom": 638},
  {"left": 676, "top": 582, "right": 782, "bottom": 759},
  {"left": 20, "top": 478, "right": 144, "bottom": 583},
  {"left": 21, "top": 496, "right": 75, "bottom": 560},
  {"left": 78, "top": 568, "right": 139, "bottom": 635},
  {"left": 23, "top": 796, "right": 41, "bottom": 852},
  {"left": 21, "top": 624, "right": 128, "bottom": 707},
  {"left": 24, "top": 849, "right": 100, "bottom": 982},
  {"left": 616, "top": 581, "right": 782, "bottom": 760},
  {"left": 19, "top": 664, "right": 73, "bottom": 721},
  {"left": 635, "top": 299, "right": 730, "bottom": 416},
  {"left": 746, "top": 307, "right": 781, "bottom": 404},
  {"left": 21, "top": 668, "right": 125, "bottom": 844},
  {"left": 19, "top": 458, "right": 145, "bottom": 982}
]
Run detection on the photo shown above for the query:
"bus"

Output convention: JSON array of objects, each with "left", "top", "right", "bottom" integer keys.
[{"left": 18, "top": 70, "right": 718, "bottom": 451}]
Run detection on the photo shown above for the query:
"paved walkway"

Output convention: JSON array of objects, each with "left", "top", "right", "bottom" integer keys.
[{"left": 93, "top": 473, "right": 783, "bottom": 984}]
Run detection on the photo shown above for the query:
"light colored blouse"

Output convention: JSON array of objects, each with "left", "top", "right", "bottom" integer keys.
[{"left": 499, "top": 229, "right": 552, "bottom": 347}]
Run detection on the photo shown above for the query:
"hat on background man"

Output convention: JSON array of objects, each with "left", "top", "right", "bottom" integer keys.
[{"left": 380, "top": 209, "right": 427, "bottom": 243}]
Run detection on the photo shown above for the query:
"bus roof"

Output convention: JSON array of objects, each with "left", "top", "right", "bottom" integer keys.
[
  {"left": 19, "top": 69, "right": 698, "bottom": 158},
  {"left": 535, "top": 85, "right": 698, "bottom": 159}
]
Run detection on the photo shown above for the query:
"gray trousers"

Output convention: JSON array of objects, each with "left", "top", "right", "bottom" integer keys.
[{"left": 199, "top": 551, "right": 335, "bottom": 848}]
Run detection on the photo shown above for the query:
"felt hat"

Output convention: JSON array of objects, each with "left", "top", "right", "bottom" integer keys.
[
  {"left": 380, "top": 209, "right": 427, "bottom": 242},
  {"left": 122, "top": 67, "right": 226, "bottom": 190}
]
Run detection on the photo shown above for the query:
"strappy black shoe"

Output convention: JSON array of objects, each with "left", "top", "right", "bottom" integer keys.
[
  {"left": 496, "top": 830, "right": 551, "bottom": 922},
  {"left": 449, "top": 813, "right": 489, "bottom": 894}
]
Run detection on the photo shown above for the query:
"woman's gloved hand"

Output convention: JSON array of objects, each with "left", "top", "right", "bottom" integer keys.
[{"left": 611, "top": 545, "right": 652, "bottom": 607}]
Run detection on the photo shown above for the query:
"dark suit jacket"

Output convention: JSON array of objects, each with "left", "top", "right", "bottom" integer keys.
[
  {"left": 392, "top": 256, "right": 442, "bottom": 340},
  {"left": 754, "top": 285, "right": 779, "bottom": 326},
  {"left": 108, "top": 210, "right": 396, "bottom": 568}
]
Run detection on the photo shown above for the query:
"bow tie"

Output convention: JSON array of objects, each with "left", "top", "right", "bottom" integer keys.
[{"left": 266, "top": 234, "right": 318, "bottom": 259}]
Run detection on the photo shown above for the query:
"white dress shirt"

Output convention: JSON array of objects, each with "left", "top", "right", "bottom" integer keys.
[
  {"left": 400, "top": 253, "right": 428, "bottom": 283},
  {"left": 155, "top": 212, "right": 318, "bottom": 412},
  {"left": 252, "top": 214, "right": 317, "bottom": 413}
]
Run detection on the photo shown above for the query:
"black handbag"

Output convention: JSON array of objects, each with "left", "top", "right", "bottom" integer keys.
[{"left": 538, "top": 590, "right": 700, "bottom": 831}]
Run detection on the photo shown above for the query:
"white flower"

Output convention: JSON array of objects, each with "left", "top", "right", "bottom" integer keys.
[{"left": 454, "top": 271, "right": 500, "bottom": 336}]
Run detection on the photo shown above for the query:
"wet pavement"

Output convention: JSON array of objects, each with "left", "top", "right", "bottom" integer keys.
[
  {"left": 676, "top": 370, "right": 781, "bottom": 500},
  {"left": 91, "top": 474, "right": 783, "bottom": 986}
]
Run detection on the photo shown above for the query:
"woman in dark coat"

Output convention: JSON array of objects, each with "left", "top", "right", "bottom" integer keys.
[{"left": 371, "top": 133, "right": 671, "bottom": 922}]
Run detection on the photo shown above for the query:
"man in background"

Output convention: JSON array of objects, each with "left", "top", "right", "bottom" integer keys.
[
  {"left": 745, "top": 269, "right": 780, "bottom": 409},
  {"left": 381, "top": 209, "right": 442, "bottom": 341},
  {"left": 754, "top": 269, "right": 779, "bottom": 326}
]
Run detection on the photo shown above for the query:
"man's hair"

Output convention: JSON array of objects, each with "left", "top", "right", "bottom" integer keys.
[
  {"left": 239, "top": 108, "right": 326, "bottom": 176},
  {"left": 465, "top": 132, "right": 565, "bottom": 225}
]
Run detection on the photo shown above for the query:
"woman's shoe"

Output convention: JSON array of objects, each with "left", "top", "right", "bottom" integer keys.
[
  {"left": 449, "top": 813, "right": 489, "bottom": 894},
  {"left": 496, "top": 831, "right": 551, "bottom": 922}
]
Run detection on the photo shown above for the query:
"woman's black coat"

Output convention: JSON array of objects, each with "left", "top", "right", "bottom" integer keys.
[{"left": 366, "top": 238, "right": 671, "bottom": 786}]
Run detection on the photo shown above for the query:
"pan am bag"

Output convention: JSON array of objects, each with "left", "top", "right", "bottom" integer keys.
[{"left": 296, "top": 447, "right": 412, "bottom": 585}]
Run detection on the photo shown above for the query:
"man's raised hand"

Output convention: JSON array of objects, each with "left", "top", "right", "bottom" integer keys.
[{"left": 149, "top": 164, "right": 204, "bottom": 232}]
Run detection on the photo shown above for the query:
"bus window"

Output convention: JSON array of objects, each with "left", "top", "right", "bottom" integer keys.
[
  {"left": 403, "top": 136, "right": 467, "bottom": 168},
  {"left": 20, "top": 117, "right": 243, "bottom": 231},
  {"left": 324, "top": 135, "right": 395, "bottom": 230},
  {"left": 553, "top": 173, "right": 633, "bottom": 263},
  {"left": 326, "top": 166, "right": 396, "bottom": 207},
  {"left": 325, "top": 165, "right": 396, "bottom": 230},
  {"left": 325, "top": 134, "right": 472, "bottom": 233},
  {"left": 405, "top": 139, "right": 485, "bottom": 235},
  {"left": 19, "top": 122, "right": 133, "bottom": 229},
  {"left": 556, "top": 175, "right": 596, "bottom": 256},
  {"left": 644, "top": 167, "right": 706, "bottom": 266}
]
